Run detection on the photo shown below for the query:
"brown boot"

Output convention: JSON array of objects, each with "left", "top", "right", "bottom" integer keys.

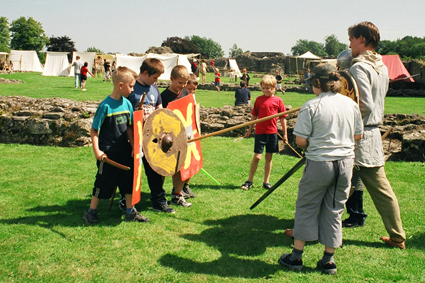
[
  {"left": 380, "top": 236, "right": 406, "bottom": 249},
  {"left": 284, "top": 229, "right": 294, "bottom": 239}
]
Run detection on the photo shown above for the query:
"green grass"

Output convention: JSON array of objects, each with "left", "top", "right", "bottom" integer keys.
[{"left": 1, "top": 72, "right": 425, "bottom": 282}]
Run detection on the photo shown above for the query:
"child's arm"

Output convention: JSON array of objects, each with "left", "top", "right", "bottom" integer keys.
[
  {"left": 245, "top": 115, "right": 257, "bottom": 138},
  {"left": 127, "top": 125, "right": 134, "bottom": 150},
  {"left": 279, "top": 117, "right": 288, "bottom": 143},
  {"left": 90, "top": 127, "right": 104, "bottom": 160}
]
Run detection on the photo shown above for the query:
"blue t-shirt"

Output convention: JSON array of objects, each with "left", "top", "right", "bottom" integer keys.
[
  {"left": 127, "top": 81, "right": 162, "bottom": 109},
  {"left": 92, "top": 95, "right": 133, "bottom": 152}
]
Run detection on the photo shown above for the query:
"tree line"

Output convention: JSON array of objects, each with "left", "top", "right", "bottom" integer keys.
[{"left": 1, "top": 16, "right": 425, "bottom": 62}]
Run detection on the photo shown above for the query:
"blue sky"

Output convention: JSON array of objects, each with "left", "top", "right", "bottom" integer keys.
[{"left": 2, "top": 0, "right": 424, "bottom": 56}]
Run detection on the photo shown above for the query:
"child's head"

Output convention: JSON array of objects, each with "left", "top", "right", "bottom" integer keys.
[
  {"left": 139, "top": 58, "right": 164, "bottom": 85},
  {"left": 76, "top": 56, "right": 80, "bottom": 60},
  {"left": 84, "top": 62, "right": 88, "bottom": 67},
  {"left": 242, "top": 68, "right": 247, "bottom": 73},
  {"left": 169, "top": 65, "right": 189, "bottom": 94},
  {"left": 112, "top": 66, "right": 138, "bottom": 97},
  {"left": 310, "top": 63, "right": 342, "bottom": 94},
  {"left": 348, "top": 21, "right": 380, "bottom": 49},
  {"left": 185, "top": 73, "right": 199, "bottom": 94},
  {"left": 260, "top": 75, "right": 277, "bottom": 97}
]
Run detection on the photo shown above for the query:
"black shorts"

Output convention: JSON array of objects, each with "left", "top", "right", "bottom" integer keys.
[
  {"left": 81, "top": 74, "right": 87, "bottom": 81},
  {"left": 254, "top": 133, "right": 279, "bottom": 154},
  {"left": 92, "top": 147, "right": 133, "bottom": 199}
]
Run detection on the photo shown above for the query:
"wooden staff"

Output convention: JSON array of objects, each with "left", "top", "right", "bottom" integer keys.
[
  {"left": 277, "top": 132, "right": 303, "bottom": 158},
  {"left": 381, "top": 126, "right": 393, "bottom": 140},
  {"left": 187, "top": 107, "right": 301, "bottom": 143}
]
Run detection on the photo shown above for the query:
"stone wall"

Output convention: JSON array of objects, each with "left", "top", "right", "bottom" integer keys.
[{"left": 0, "top": 96, "right": 424, "bottom": 161}]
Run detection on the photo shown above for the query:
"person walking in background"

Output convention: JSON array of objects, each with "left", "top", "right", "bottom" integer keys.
[
  {"left": 72, "top": 56, "right": 84, "bottom": 89},
  {"left": 81, "top": 62, "right": 95, "bottom": 91},
  {"left": 214, "top": 68, "right": 221, "bottom": 91},
  {"left": 200, "top": 59, "right": 207, "bottom": 83},
  {"left": 103, "top": 59, "right": 111, "bottom": 82}
]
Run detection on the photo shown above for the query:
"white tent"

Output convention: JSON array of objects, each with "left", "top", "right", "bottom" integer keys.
[
  {"left": 298, "top": 51, "right": 321, "bottom": 59},
  {"left": 42, "top": 52, "right": 70, "bottom": 76},
  {"left": 9, "top": 50, "right": 44, "bottom": 72},
  {"left": 229, "top": 59, "right": 242, "bottom": 77},
  {"left": 115, "top": 54, "right": 146, "bottom": 75},
  {"left": 69, "top": 52, "right": 96, "bottom": 77}
]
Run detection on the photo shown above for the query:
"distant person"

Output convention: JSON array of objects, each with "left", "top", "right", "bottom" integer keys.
[
  {"left": 229, "top": 69, "right": 235, "bottom": 82},
  {"left": 83, "top": 66, "right": 149, "bottom": 224},
  {"left": 103, "top": 59, "right": 111, "bottom": 82},
  {"left": 214, "top": 68, "right": 221, "bottom": 91},
  {"left": 304, "top": 69, "right": 311, "bottom": 91},
  {"left": 111, "top": 60, "right": 117, "bottom": 73},
  {"left": 191, "top": 59, "right": 198, "bottom": 77},
  {"left": 94, "top": 56, "right": 102, "bottom": 77},
  {"left": 241, "top": 75, "right": 288, "bottom": 190},
  {"left": 81, "top": 62, "right": 95, "bottom": 91},
  {"left": 276, "top": 71, "right": 285, "bottom": 95},
  {"left": 200, "top": 59, "right": 207, "bottom": 83},
  {"left": 72, "top": 56, "right": 84, "bottom": 88},
  {"left": 278, "top": 63, "right": 363, "bottom": 275},
  {"left": 241, "top": 68, "right": 250, "bottom": 86},
  {"left": 234, "top": 81, "right": 251, "bottom": 106}
]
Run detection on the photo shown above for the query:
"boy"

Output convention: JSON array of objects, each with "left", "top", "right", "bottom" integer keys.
[
  {"left": 161, "top": 65, "right": 193, "bottom": 206},
  {"left": 241, "top": 75, "right": 288, "bottom": 190},
  {"left": 234, "top": 80, "right": 251, "bottom": 106},
  {"left": 278, "top": 63, "right": 363, "bottom": 275},
  {"left": 83, "top": 66, "right": 149, "bottom": 224},
  {"left": 126, "top": 58, "right": 176, "bottom": 214},
  {"left": 214, "top": 68, "right": 221, "bottom": 91},
  {"left": 103, "top": 59, "right": 111, "bottom": 82},
  {"left": 275, "top": 71, "right": 285, "bottom": 95}
]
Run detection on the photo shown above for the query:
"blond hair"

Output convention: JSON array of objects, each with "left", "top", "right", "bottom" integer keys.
[
  {"left": 170, "top": 65, "right": 190, "bottom": 80},
  {"left": 260, "top": 75, "right": 277, "bottom": 87},
  {"left": 112, "top": 66, "right": 137, "bottom": 86}
]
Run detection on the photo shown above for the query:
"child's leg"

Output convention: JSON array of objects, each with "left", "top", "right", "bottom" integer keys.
[
  {"left": 264, "top": 152, "right": 273, "bottom": 183},
  {"left": 82, "top": 80, "right": 86, "bottom": 89},
  {"left": 248, "top": 153, "right": 262, "bottom": 182},
  {"left": 89, "top": 196, "right": 100, "bottom": 210},
  {"left": 172, "top": 172, "right": 185, "bottom": 194},
  {"left": 124, "top": 194, "right": 133, "bottom": 208}
]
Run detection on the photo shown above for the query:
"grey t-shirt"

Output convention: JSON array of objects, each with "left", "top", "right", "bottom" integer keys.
[{"left": 72, "top": 60, "right": 84, "bottom": 75}]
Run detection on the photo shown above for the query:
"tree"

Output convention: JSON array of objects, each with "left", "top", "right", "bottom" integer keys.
[
  {"left": 86, "top": 47, "right": 103, "bottom": 54},
  {"left": 47, "top": 35, "right": 76, "bottom": 52},
  {"left": 291, "top": 39, "right": 327, "bottom": 57},
  {"left": 10, "top": 17, "right": 49, "bottom": 51},
  {"left": 0, "top": 17, "right": 10, "bottom": 52},
  {"left": 229, "top": 43, "right": 243, "bottom": 58},
  {"left": 186, "top": 35, "right": 224, "bottom": 59},
  {"left": 161, "top": 36, "right": 199, "bottom": 54},
  {"left": 324, "top": 35, "right": 347, "bottom": 57}
]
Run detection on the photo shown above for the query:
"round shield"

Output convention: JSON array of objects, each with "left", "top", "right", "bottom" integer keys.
[
  {"left": 339, "top": 70, "right": 359, "bottom": 104},
  {"left": 142, "top": 108, "right": 188, "bottom": 176}
]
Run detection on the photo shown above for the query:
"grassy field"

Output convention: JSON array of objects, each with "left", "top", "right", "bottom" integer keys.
[{"left": 0, "top": 72, "right": 425, "bottom": 282}]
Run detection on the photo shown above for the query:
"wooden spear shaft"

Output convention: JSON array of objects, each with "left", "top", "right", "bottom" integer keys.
[{"left": 187, "top": 107, "right": 301, "bottom": 143}]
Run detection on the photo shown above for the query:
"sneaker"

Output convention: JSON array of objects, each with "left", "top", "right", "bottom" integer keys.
[
  {"left": 183, "top": 183, "right": 196, "bottom": 198},
  {"left": 380, "top": 236, "right": 406, "bottom": 249},
  {"left": 152, "top": 203, "right": 176, "bottom": 214},
  {"left": 263, "top": 182, "right": 272, "bottom": 190},
  {"left": 171, "top": 194, "right": 192, "bottom": 207},
  {"left": 241, "top": 181, "right": 253, "bottom": 191},
  {"left": 278, "top": 253, "right": 303, "bottom": 271},
  {"left": 342, "top": 217, "right": 365, "bottom": 228},
  {"left": 317, "top": 259, "right": 337, "bottom": 275},
  {"left": 172, "top": 187, "right": 190, "bottom": 199},
  {"left": 83, "top": 209, "right": 99, "bottom": 224},
  {"left": 82, "top": 88, "right": 87, "bottom": 91},
  {"left": 118, "top": 197, "right": 126, "bottom": 213},
  {"left": 124, "top": 208, "right": 150, "bottom": 222}
]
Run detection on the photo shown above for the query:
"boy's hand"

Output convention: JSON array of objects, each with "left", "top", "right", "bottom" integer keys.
[
  {"left": 244, "top": 131, "right": 251, "bottom": 138},
  {"left": 282, "top": 135, "right": 288, "bottom": 143},
  {"left": 95, "top": 150, "right": 105, "bottom": 161}
]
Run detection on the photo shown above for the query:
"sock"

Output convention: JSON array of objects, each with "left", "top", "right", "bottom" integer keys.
[
  {"left": 126, "top": 207, "right": 134, "bottom": 214},
  {"left": 290, "top": 248, "right": 303, "bottom": 260},
  {"left": 322, "top": 251, "right": 334, "bottom": 263},
  {"left": 88, "top": 207, "right": 96, "bottom": 213}
]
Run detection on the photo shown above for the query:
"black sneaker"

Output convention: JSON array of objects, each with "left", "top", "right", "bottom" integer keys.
[
  {"left": 171, "top": 194, "right": 192, "bottom": 207},
  {"left": 317, "top": 259, "right": 337, "bottom": 275},
  {"left": 83, "top": 209, "right": 99, "bottom": 224},
  {"left": 118, "top": 197, "right": 126, "bottom": 213},
  {"left": 342, "top": 217, "right": 365, "bottom": 228},
  {"left": 241, "top": 181, "right": 253, "bottom": 190},
  {"left": 278, "top": 253, "right": 303, "bottom": 271},
  {"left": 183, "top": 183, "right": 196, "bottom": 198},
  {"left": 124, "top": 208, "right": 150, "bottom": 222},
  {"left": 172, "top": 187, "right": 190, "bottom": 199},
  {"left": 152, "top": 203, "right": 176, "bottom": 214},
  {"left": 263, "top": 182, "right": 272, "bottom": 190}
]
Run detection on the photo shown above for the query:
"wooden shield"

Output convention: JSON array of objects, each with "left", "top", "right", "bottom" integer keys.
[
  {"left": 132, "top": 110, "right": 143, "bottom": 205},
  {"left": 339, "top": 70, "right": 359, "bottom": 103},
  {"left": 142, "top": 108, "right": 187, "bottom": 176}
]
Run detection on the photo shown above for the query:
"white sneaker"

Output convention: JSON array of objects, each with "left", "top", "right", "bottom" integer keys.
[{"left": 171, "top": 194, "right": 192, "bottom": 207}]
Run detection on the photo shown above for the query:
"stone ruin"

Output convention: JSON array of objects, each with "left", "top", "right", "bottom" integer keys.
[{"left": 0, "top": 95, "right": 424, "bottom": 161}]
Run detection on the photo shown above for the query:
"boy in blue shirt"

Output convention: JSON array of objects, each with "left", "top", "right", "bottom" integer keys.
[{"left": 83, "top": 66, "right": 149, "bottom": 224}]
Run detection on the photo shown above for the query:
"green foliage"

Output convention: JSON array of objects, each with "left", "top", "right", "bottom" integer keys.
[
  {"left": 377, "top": 36, "right": 425, "bottom": 59},
  {"left": 229, "top": 43, "right": 243, "bottom": 58},
  {"left": 324, "top": 34, "right": 347, "bottom": 57},
  {"left": 161, "top": 36, "right": 199, "bottom": 54},
  {"left": 9, "top": 17, "right": 49, "bottom": 51},
  {"left": 186, "top": 35, "right": 224, "bottom": 59},
  {"left": 0, "top": 17, "right": 10, "bottom": 52},
  {"left": 291, "top": 39, "right": 327, "bottom": 57},
  {"left": 47, "top": 35, "right": 76, "bottom": 53},
  {"left": 86, "top": 47, "right": 103, "bottom": 54}
]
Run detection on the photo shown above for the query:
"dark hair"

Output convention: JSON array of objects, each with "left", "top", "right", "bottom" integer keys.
[
  {"left": 240, "top": 81, "right": 246, "bottom": 87},
  {"left": 348, "top": 21, "right": 380, "bottom": 49},
  {"left": 311, "top": 72, "right": 342, "bottom": 93},
  {"left": 140, "top": 58, "right": 164, "bottom": 76},
  {"left": 84, "top": 62, "right": 88, "bottom": 67}
]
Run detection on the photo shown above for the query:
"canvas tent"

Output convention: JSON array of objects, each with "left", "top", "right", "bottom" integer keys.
[
  {"left": 382, "top": 55, "right": 415, "bottom": 82},
  {"left": 42, "top": 52, "right": 70, "bottom": 76},
  {"left": 229, "top": 59, "right": 242, "bottom": 77},
  {"left": 298, "top": 51, "right": 321, "bottom": 60},
  {"left": 9, "top": 50, "right": 44, "bottom": 72},
  {"left": 69, "top": 52, "right": 96, "bottom": 77}
]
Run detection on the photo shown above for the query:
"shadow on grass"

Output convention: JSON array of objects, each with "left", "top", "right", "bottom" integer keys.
[
  {"left": 159, "top": 214, "right": 319, "bottom": 278},
  {"left": 0, "top": 192, "right": 153, "bottom": 238},
  {"left": 343, "top": 232, "right": 425, "bottom": 250}
]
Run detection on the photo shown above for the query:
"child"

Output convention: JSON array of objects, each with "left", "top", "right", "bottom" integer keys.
[
  {"left": 241, "top": 75, "right": 288, "bottom": 190},
  {"left": 229, "top": 69, "right": 234, "bottom": 82},
  {"left": 214, "top": 68, "right": 221, "bottom": 91},
  {"left": 81, "top": 62, "right": 95, "bottom": 91},
  {"left": 275, "top": 71, "right": 285, "bottom": 95},
  {"left": 241, "top": 68, "right": 250, "bottom": 86},
  {"left": 278, "top": 63, "right": 363, "bottom": 274},
  {"left": 83, "top": 66, "right": 149, "bottom": 224},
  {"left": 103, "top": 59, "right": 111, "bottom": 82},
  {"left": 160, "top": 65, "right": 193, "bottom": 207}
]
